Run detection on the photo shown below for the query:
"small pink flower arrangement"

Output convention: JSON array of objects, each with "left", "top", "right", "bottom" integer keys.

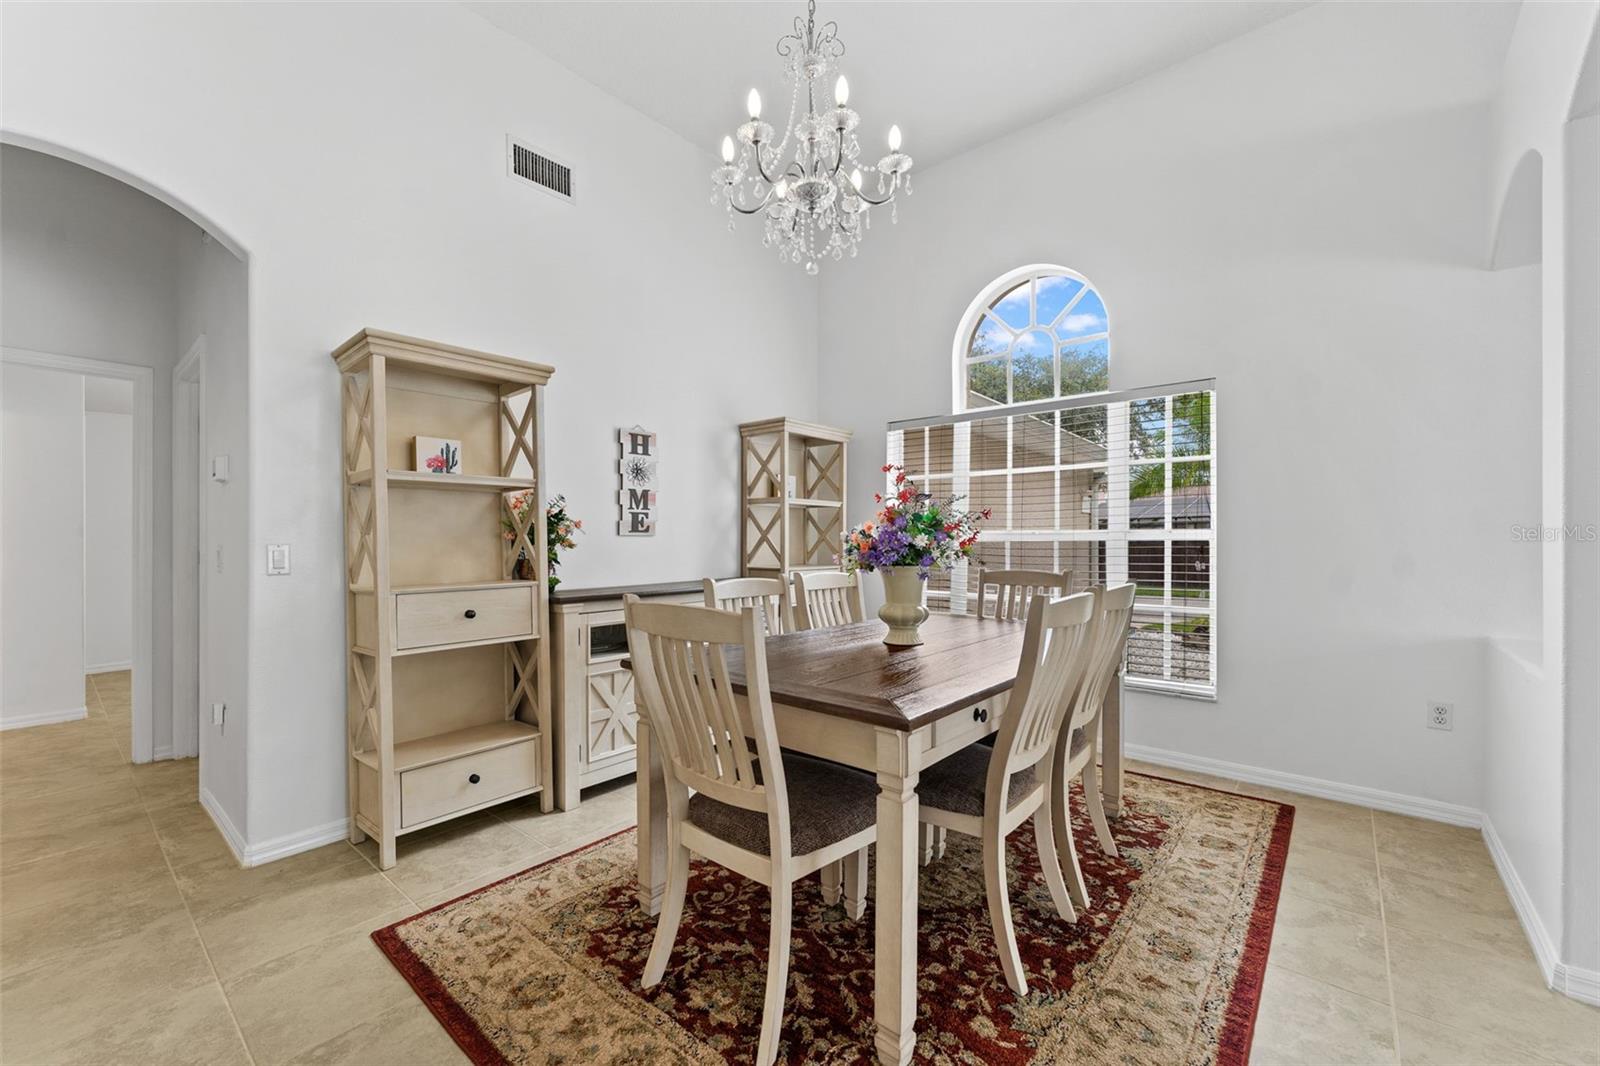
[{"left": 504, "top": 493, "right": 583, "bottom": 590}]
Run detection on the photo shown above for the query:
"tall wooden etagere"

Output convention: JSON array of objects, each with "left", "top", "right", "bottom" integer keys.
[
  {"left": 335, "top": 329, "right": 554, "bottom": 869},
  {"left": 738, "top": 418, "right": 851, "bottom": 581}
]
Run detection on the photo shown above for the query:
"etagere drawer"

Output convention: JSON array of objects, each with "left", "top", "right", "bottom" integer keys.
[
  {"left": 394, "top": 586, "right": 534, "bottom": 650},
  {"left": 400, "top": 739, "right": 541, "bottom": 828}
]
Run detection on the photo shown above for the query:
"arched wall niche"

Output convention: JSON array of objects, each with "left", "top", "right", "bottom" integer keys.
[{"left": 1490, "top": 149, "right": 1543, "bottom": 271}]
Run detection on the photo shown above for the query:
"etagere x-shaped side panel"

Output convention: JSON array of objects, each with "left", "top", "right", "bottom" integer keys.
[{"left": 738, "top": 417, "right": 852, "bottom": 582}]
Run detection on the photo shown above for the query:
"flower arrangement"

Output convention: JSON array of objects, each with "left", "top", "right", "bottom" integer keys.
[
  {"left": 842, "top": 465, "right": 989, "bottom": 580},
  {"left": 504, "top": 493, "right": 583, "bottom": 590}
]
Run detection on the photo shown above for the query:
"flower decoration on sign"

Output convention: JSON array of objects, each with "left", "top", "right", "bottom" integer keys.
[{"left": 622, "top": 455, "right": 656, "bottom": 486}]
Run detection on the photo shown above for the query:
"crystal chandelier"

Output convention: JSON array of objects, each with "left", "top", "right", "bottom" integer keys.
[{"left": 710, "top": 0, "right": 913, "bottom": 275}]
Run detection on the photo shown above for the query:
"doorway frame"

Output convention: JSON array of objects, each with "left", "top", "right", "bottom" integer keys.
[
  {"left": 1, "top": 347, "right": 156, "bottom": 761},
  {"left": 172, "top": 336, "right": 205, "bottom": 760}
]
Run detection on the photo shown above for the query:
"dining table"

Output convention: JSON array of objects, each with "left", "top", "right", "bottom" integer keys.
[{"left": 631, "top": 611, "right": 1124, "bottom": 1066}]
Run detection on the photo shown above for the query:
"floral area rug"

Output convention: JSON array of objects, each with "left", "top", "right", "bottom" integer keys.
[{"left": 373, "top": 774, "right": 1292, "bottom": 1065}]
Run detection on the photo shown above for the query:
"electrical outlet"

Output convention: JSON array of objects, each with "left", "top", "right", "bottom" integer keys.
[
  {"left": 212, "top": 702, "right": 226, "bottom": 728},
  {"left": 1428, "top": 700, "right": 1453, "bottom": 731}
]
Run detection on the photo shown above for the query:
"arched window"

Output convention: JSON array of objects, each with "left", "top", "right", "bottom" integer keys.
[{"left": 954, "top": 266, "right": 1108, "bottom": 412}]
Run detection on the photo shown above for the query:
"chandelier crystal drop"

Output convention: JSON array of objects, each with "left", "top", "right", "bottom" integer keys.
[{"left": 710, "top": 0, "right": 913, "bottom": 275}]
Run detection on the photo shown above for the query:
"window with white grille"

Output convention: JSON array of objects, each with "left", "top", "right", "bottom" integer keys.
[
  {"left": 896, "top": 265, "right": 1216, "bottom": 697},
  {"left": 957, "top": 267, "right": 1109, "bottom": 411}
]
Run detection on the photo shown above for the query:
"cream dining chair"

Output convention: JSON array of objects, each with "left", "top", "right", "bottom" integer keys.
[
  {"left": 1050, "top": 582, "right": 1137, "bottom": 908},
  {"left": 974, "top": 567, "right": 1073, "bottom": 621},
  {"left": 704, "top": 576, "right": 791, "bottom": 635},
  {"left": 791, "top": 569, "right": 865, "bottom": 630},
  {"left": 922, "top": 566, "right": 1073, "bottom": 870},
  {"left": 623, "top": 596, "right": 879, "bottom": 1065},
  {"left": 916, "top": 590, "right": 1098, "bottom": 996}
]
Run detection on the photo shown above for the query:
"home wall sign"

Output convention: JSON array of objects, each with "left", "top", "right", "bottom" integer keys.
[{"left": 617, "top": 425, "right": 658, "bottom": 536}]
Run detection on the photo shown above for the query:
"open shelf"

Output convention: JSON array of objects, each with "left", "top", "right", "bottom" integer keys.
[
  {"left": 745, "top": 496, "right": 843, "bottom": 509},
  {"left": 386, "top": 471, "right": 535, "bottom": 492},
  {"left": 354, "top": 720, "right": 539, "bottom": 773},
  {"left": 392, "top": 579, "right": 539, "bottom": 595},
  {"left": 392, "top": 633, "right": 538, "bottom": 658}
]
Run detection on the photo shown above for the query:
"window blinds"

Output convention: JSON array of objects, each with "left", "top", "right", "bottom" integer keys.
[{"left": 886, "top": 382, "right": 1216, "bottom": 697}]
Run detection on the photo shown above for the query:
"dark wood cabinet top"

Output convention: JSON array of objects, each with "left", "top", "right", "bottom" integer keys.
[
  {"left": 725, "top": 614, "right": 1025, "bottom": 732},
  {"left": 550, "top": 579, "right": 705, "bottom": 604}
]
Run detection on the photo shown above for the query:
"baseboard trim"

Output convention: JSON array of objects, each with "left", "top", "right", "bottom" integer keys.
[
  {"left": 241, "top": 817, "right": 351, "bottom": 868},
  {"left": 0, "top": 706, "right": 89, "bottom": 731},
  {"left": 1557, "top": 962, "right": 1600, "bottom": 1007},
  {"left": 198, "top": 786, "right": 250, "bottom": 865},
  {"left": 1481, "top": 816, "right": 1559, "bottom": 984},
  {"left": 86, "top": 661, "right": 132, "bottom": 675},
  {"left": 198, "top": 786, "right": 351, "bottom": 867},
  {"left": 1124, "top": 744, "right": 1481, "bottom": 827}
]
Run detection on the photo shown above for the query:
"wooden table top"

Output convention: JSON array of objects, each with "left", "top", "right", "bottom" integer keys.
[{"left": 725, "top": 614, "right": 1026, "bottom": 732}]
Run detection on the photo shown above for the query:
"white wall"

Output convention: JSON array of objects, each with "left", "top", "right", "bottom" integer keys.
[
  {"left": 1, "top": 2, "right": 819, "bottom": 853},
  {"left": 175, "top": 231, "right": 251, "bottom": 836},
  {"left": 1, "top": 365, "right": 85, "bottom": 726},
  {"left": 1488, "top": 0, "right": 1600, "bottom": 989},
  {"left": 84, "top": 407, "right": 134, "bottom": 672},
  {"left": 0, "top": 144, "right": 192, "bottom": 754},
  {"left": 1485, "top": 636, "right": 1562, "bottom": 970},
  {"left": 819, "top": 0, "right": 1536, "bottom": 814}
]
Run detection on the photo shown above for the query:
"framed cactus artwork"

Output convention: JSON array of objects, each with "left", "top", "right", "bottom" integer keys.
[{"left": 413, "top": 436, "right": 461, "bottom": 475}]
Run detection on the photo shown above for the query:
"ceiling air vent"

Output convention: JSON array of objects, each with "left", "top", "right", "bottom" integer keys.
[{"left": 506, "top": 136, "right": 573, "bottom": 202}]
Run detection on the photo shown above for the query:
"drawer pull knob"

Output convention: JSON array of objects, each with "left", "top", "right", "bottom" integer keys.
[
  {"left": 464, "top": 609, "right": 477, "bottom": 619},
  {"left": 468, "top": 773, "right": 481, "bottom": 784}
]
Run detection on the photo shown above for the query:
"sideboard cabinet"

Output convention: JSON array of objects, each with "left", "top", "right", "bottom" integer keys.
[{"left": 550, "top": 581, "right": 702, "bottom": 809}]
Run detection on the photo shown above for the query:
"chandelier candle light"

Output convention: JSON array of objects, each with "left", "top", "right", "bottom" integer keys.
[
  {"left": 711, "top": 0, "right": 913, "bottom": 275},
  {"left": 843, "top": 465, "right": 989, "bottom": 647}
]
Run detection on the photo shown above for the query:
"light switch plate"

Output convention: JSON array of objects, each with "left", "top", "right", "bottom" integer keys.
[
  {"left": 266, "top": 544, "right": 291, "bottom": 576},
  {"left": 210, "top": 455, "right": 229, "bottom": 483},
  {"left": 211, "top": 702, "right": 226, "bottom": 727}
]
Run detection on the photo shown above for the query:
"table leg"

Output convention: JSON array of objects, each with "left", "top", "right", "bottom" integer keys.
[
  {"left": 874, "top": 728, "right": 920, "bottom": 1066},
  {"left": 1102, "top": 675, "right": 1124, "bottom": 817},
  {"left": 636, "top": 717, "right": 667, "bottom": 915}
]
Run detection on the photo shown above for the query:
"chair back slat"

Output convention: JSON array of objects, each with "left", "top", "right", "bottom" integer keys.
[
  {"left": 976, "top": 568, "right": 1073, "bottom": 622},
  {"left": 626, "top": 599, "right": 784, "bottom": 819},
  {"left": 1064, "top": 583, "right": 1137, "bottom": 739},
  {"left": 792, "top": 570, "right": 864, "bottom": 630},
  {"left": 990, "top": 592, "right": 1097, "bottom": 787},
  {"left": 704, "top": 576, "right": 790, "bottom": 635}
]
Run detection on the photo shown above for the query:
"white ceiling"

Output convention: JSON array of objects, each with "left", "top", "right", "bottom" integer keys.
[{"left": 466, "top": 1, "right": 1311, "bottom": 169}]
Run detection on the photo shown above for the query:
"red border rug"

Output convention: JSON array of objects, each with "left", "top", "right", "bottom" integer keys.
[{"left": 374, "top": 774, "right": 1292, "bottom": 1065}]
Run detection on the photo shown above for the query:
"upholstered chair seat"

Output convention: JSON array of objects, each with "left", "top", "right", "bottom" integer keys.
[
  {"left": 916, "top": 744, "right": 1039, "bottom": 818},
  {"left": 688, "top": 755, "right": 877, "bottom": 857}
]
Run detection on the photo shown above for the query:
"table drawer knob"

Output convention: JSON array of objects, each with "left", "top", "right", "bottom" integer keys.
[
  {"left": 463, "top": 609, "right": 477, "bottom": 619},
  {"left": 468, "top": 773, "right": 481, "bottom": 784}
]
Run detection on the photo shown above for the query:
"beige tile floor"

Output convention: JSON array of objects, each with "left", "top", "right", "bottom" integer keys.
[{"left": 1, "top": 679, "right": 1594, "bottom": 1064}]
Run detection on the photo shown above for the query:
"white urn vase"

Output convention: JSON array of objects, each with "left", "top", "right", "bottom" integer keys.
[{"left": 878, "top": 567, "right": 930, "bottom": 647}]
